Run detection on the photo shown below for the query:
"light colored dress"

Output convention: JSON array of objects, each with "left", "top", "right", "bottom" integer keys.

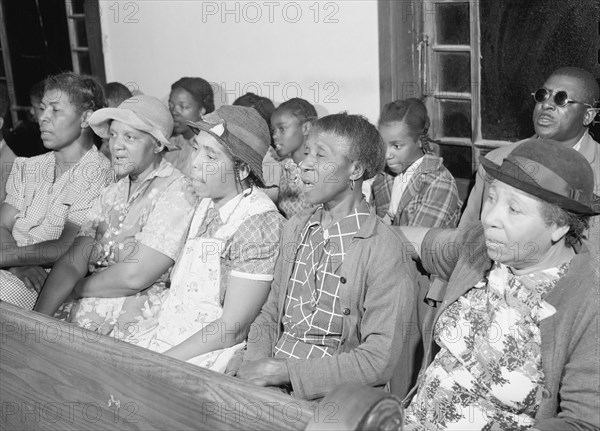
[
  {"left": 63, "top": 159, "right": 196, "bottom": 334},
  {"left": 124, "top": 187, "right": 284, "bottom": 372},
  {"left": 405, "top": 261, "right": 567, "bottom": 430},
  {"left": 0, "top": 147, "right": 113, "bottom": 309}
]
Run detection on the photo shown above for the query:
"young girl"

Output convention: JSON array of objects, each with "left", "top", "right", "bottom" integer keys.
[
  {"left": 125, "top": 105, "right": 285, "bottom": 373},
  {"left": 371, "top": 98, "right": 462, "bottom": 397},
  {"left": 270, "top": 98, "right": 317, "bottom": 218},
  {"left": 165, "top": 76, "right": 215, "bottom": 177},
  {"left": 372, "top": 98, "right": 461, "bottom": 228}
]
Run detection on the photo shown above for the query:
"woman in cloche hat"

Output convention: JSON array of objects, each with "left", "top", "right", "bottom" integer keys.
[
  {"left": 399, "top": 138, "right": 600, "bottom": 430},
  {"left": 121, "top": 105, "right": 285, "bottom": 373}
]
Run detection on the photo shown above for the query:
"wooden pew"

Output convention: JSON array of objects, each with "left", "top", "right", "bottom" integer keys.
[{"left": 0, "top": 302, "right": 403, "bottom": 430}]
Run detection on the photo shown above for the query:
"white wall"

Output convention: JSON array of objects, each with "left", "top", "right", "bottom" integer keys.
[{"left": 99, "top": 0, "right": 380, "bottom": 122}]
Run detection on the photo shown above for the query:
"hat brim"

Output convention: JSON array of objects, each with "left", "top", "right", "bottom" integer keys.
[
  {"left": 186, "top": 119, "right": 266, "bottom": 187},
  {"left": 479, "top": 155, "right": 600, "bottom": 215},
  {"left": 89, "top": 108, "right": 177, "bottom": 151}
]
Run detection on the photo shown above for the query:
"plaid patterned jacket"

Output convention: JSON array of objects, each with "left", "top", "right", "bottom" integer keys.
[{"left": 371, "top": 153, "right": 461, "bottom": 228}]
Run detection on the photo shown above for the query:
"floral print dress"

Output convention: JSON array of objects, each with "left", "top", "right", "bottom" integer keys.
[
  {"left": 278, "top": 158, "right": 312, "bottom": 219},
  {"left": 405, "top": 261, "right": 568, "bottom": 430},
  {"left": 60, "top": 159, "right": 196, "bottom": 334}
]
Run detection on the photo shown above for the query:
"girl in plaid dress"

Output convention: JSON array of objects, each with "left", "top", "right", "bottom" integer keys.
[{"left": 372, "top": 98, "right": 461, "bottom": 229}]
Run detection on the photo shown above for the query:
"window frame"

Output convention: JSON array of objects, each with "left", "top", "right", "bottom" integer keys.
[{"left": 379, "top": 0, "right": 513, "bottom": 178}]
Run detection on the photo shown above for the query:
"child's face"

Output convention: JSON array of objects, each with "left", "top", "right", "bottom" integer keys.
[
  {"left": 190, "top": 132, "right": 240, "bottom": 206},
  {"left": 271, "top": 109, "right": 306, "bottom": 159},
  {"left": 108, "top": 120, "right": 157, "bottom": 179},
  {"left": 300, "top": 131, "right": 356, "bottom": 205},
  {"left": 379, "top": 122, "right": 423, "bottom": 174},
  {"left": 39, "top": 89, "right": 85, "bottom": 151},
  {"left": 169, "top": 87, "right": 204, "bottom": 136}
]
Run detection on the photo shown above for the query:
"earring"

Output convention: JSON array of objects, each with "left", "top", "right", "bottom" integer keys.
[{"left": 349, "top": 179, "right": 355, "bottom": 191}]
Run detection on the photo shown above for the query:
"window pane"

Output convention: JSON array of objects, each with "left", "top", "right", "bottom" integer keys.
[
  {"left": 440, "top": 100, "right": 471, "bottom": 138},
  {"left": 77, "top": 51, "right": 91, "bottom": 75},
  {"left": 74, "top": 19, "right": 88, "bottom": 47},
  {"left": 70, "top": 0, "right": 85, "bottom": 14},
  {"left": 436, "top": 3, "right": 470, "bottom": 45},
  {"left": 438, "top": 144, "right": 473, "bottom": 179},
  {"left": 438, "top": 52, "right": 470, "bottom": 93}
]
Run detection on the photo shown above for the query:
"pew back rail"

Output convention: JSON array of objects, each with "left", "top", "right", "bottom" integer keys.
[{"left": 0, "top": 302, "right": 403, "bottom": 430}]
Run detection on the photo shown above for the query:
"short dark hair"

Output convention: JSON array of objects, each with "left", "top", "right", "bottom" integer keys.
[
  {"left": 29, "top": 80, "right": 45, "bottom": 101},
  {"left": 310, "top": 112, "right": 385, "bottom": 180},
  {"left": 171, "top": 77, "right": 215, "bottom": 114},
  {"left": 275, "top": 98, "right": 318, "bottom": 124},
  {"left": 104, "top": 82, "right": 132, "bottom": 106},
  {"left": 539, "top": 199, "right": 590, "bottom": 249},
  {"left": 550, "top": 67, "right": 600, "bottom": 106},
  {"left": 43, "top": 72, "right": 105, "bottom": 114}
]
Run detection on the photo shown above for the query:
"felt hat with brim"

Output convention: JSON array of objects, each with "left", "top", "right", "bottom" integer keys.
[
  {"left": 89, "top": 95, "right": 176, "bottom": 150},
  {"left": 187, "top": 105, "right": 270, "bottom": 187},
  {"left": 480, "top": 138, "right": 600, "bottom": 215}
]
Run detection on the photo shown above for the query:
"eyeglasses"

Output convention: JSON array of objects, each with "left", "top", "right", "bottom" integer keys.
[{"left": 532, "top": 88, "right": 594, "bottom": 108}]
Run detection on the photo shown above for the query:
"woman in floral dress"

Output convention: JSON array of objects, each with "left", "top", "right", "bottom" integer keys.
[
  {"left": 35, "top": 95, "right": 196, "bottom": 334},
  {"left": 399, "top": 139, "right": 600, "bottom": 430}
]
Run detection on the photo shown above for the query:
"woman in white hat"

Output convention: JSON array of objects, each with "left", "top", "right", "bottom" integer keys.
[{"left": 35, "top": 95, "right": 196, "bottom": 335}]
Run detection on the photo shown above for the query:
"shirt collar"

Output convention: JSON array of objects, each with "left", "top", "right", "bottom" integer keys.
[
  {"left": 214, "top": 187, "right": 253, "bottom": 221},
  {"left": 400, "top": 155, "right": 425, "bottom": 177},
  {"left": 124, "top": 157, "right": 175, "bottom": 186},
  {"left": 301, "top": 200, "right": 371, "bottom": 237}
]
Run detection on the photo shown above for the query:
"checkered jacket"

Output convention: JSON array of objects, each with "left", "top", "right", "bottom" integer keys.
[
  {"left": 371, "top": 153, "right": 461, "bottom": 228},
  {"left": 244, "top": 205, "right": 419, "bottom": 400}
]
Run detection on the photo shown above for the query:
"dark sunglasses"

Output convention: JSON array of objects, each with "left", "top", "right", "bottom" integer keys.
[{"left": 532, "top": 88, "right": 594, "bottom": 108}]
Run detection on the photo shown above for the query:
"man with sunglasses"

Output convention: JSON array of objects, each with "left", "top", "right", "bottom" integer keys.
[{"left": 460, "top": 67, "right": 600, "bottom": 253}]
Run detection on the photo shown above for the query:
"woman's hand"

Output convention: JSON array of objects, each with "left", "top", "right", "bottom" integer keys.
[
  {"left": 8, "top": 266, "right": 48, "bottom": 292},
  {"left": 237, "top": 358, "right": 290, "bottom": 387}
]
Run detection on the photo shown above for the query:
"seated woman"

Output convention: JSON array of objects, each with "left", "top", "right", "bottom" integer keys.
[
  {"left": 399, "top": 139, "right": 600, "bottom": 430},
  {"left": 34, "top": 95, "right": 196, "bottom": 334},
  {"left": 124, "top": 105, "right": 284, "bottom": 373},
  {"left": 165, "top": 77, "right": 215, "bottom": 177},
  {"left": 1, "top": 72, "right": 113, "bottom": 309},
  {"left": 234, "top": 113, "right": 418, "bottom": 400},
  {"left": 372, "top": 98, "right": 460, "bottom": 227}
]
